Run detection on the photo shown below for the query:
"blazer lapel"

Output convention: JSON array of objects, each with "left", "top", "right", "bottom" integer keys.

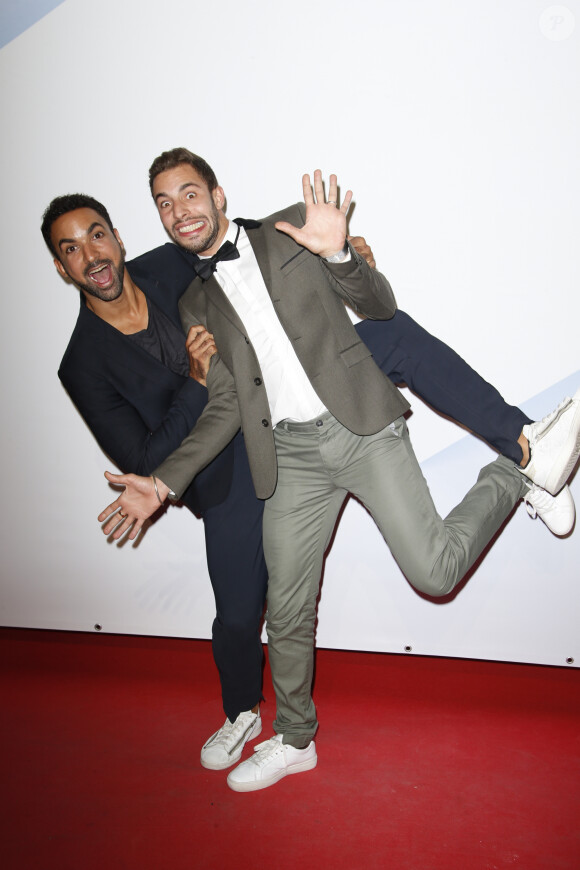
[
  {"left": 243, "top": 220, "right": 273, "bottom": 301},
  {"left": 188, "top": 273, "right": 249, "bottom": 338},
  {"left": 78, "top": 295, "right": 182, "bottom": 386}
]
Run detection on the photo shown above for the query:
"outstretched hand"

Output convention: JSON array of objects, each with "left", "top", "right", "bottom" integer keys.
[
  {"left": 275, "top": 170, "right": 352, "bottom": 259},
  {"left": 98, "top": 471, "right": 170, "bottom": 541}
]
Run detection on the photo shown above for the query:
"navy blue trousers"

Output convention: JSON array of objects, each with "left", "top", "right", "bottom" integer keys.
[
  {"left": 202, "top": 432, "right": 267, "bottom": 723},
  {"left": 201, "top": 310, "right": 531, "bottom": 721},
  {"left": 357, "top": 311, "right": 531, "bottom": 464}
]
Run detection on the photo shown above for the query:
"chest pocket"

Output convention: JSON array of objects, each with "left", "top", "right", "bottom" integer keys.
[{"left": 279, "top": 247, "right": 309, "bottom": 277}]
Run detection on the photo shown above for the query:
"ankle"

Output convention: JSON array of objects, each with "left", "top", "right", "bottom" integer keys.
[{"left": 518, "top": 431, "right": 530, "bottom": 467}]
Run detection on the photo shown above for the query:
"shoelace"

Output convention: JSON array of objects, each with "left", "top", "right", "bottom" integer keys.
[
  {"left": 211, "top": 713, "right": 257, "bottom": 747},
  {"left": 524, "top": 484, "right": 551, "bottom": 519},
  {"left": 252, "top": 737, "right": 283, "bottom": 762}
]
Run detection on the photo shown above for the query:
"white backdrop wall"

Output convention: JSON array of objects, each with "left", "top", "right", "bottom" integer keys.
[{"left": 0, "top": 0, "right": 578, "bottom": 666}]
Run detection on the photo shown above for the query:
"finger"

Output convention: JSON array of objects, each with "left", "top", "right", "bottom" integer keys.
[
  {"left": 101, "top": 510, "right": 132, "bottom": 536},
  {"left": 98, "top": 498, "right": 124, "bottom": 522},
  {"left": 186, "top": 329, "right": 212, "bottom": 348},
  {"left": 312, "top": 169, "right": 324, "bottom": 204},
  {"left": 340, "top": 189, "right": 353, "bottom": 214},
  {"left": 191, "top": 337, "right": 216, "bottom": 357},
  {"left": 104, "top": 470, "right": 127, "bottom": 486},
  {"left": 186, "top": 324, "right": 207, "bottom": 339},
  {"left": 327, "top": 173, "right": 338, "bottom": 205},
  {"left": 301, "top": 174, "right": 314, "bottom": 206},
  {"left": 110, "top": 516, "right": 143, "bottom": 542},
  {"left": 274, "top": 220, "right": 303, "bottom": 243},
  {"left": 349, "top": 238, "right": 370, "bottom": 256}
]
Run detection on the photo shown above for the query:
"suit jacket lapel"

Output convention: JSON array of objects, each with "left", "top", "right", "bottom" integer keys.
[
  {"left": 190, "top": 273, "right": 249, "bottom": 338},
  {"left": 243, "top": 220, "right": 273, "bottom": 301},
  {"left": 185, "top": 218, "right": 276, "bottom": 336},
  {"left": 77, "top": 294, "right": 180, "bottom": 385}
]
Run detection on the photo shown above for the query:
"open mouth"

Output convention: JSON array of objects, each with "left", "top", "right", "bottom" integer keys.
[
  {"left": 87, "top": 262, "right": 113, "bottom": 287},
  {"left": 177, "top": 220, "right": 205, "bottom": 236}
]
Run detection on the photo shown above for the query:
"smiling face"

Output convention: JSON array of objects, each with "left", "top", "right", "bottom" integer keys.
[
  {"left": 51, "top": 208, "right": 126, "bottom": 303},
  {"left": 152, "top": 163, "right": 228, "bottom": 256}
]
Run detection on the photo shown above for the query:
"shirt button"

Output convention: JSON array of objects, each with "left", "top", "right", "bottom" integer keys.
[
  {"left": 261, "top": 419, "right": 269, "bottom": 427},
  {"left": 254, "top": 377, "right": 262, "bottom": 386},
  {"left": 316, "top": 419, "right": 323, "bottom": 427}
]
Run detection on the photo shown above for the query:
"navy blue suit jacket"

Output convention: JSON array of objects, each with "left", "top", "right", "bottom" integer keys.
[{"left": 58, "top": 244, "right": 236, "bottom": 516}]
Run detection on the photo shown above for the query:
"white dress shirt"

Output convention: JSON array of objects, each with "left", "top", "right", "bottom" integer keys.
[{"left": 204, "top": 220, "right": 327, "bottom": 425}]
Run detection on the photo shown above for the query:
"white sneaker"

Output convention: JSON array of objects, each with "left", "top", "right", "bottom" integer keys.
[
  {"left": 227, "top": 734, "right": 317, "bottom": 792},
  {"left": 200, "top": 710, "right": 262, "bottom": 771},
  {"left": 520, "top": 390, "right": 580, "bottom": 494},
  {"left": 524, "top": 483, "right": 575, "bottom": 536}
]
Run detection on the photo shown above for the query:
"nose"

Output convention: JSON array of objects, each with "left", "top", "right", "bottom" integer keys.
[
  {"left": 84, "top": 243, "right": 97, "bottom": 263},
  {"left": 83, "top": 238, "right": 101, "bottom": 265},
  {"left": 175, "top": 198, "right": 194, "bottom": 221}
]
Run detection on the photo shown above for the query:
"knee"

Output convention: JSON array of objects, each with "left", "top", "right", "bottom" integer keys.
[
  {"left": 266, "top": 598, "right": 318, "bottom": 641},
  {"left": 405, "top": 557, "right": 461, "bottom": 598},
  {"left": 214, "top": 606, "right": 263, "bottom": 638}
]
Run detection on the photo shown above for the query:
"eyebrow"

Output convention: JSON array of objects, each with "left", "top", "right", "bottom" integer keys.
[
  {"left": 57, "top": 221, "right": 106, "bottom": 251},
  {"left": 154, "top": 182, "right": 201, "bottom": 203}
]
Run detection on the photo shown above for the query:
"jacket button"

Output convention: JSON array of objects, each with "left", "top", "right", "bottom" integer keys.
[
  {"left": 254, "top": 377, "right": 262, "bottom": 386},
  {"left": 261, "top": 419, "right": 269, "bottom": 427}
]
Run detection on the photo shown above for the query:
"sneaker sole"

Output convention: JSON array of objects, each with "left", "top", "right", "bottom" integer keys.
[
  {"left": 226, "top": 754, "right": 318, "bottom": 792},
  {"left": 200, "top": 720, "right": 263, "bottom": 771}
]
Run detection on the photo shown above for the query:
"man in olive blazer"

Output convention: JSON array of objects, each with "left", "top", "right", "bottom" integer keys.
[
  {"left": 157, "top": 202, "right": 410, "bottom": 500},
  {"left": 101, "top": 160, "right": 550, "bottom": 790}
]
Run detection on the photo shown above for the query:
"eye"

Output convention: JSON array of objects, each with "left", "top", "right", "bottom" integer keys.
[
  {"left": 65, "top": 245, "right": 78, "bottom": 255},
  {"left": 186, "top": 192, "right": 196, "bottom": 200},
  {"left": 93, "top": 231, "right": 104, "bottom": 240},
  {"left": 159, "top": 200, "right": 171, "bottom": 210}
]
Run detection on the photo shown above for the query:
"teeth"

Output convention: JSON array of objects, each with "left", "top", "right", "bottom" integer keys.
[
  {"left": 179, "top": 221, "right": 204, "bottom": 233},
  {"left": 89, "top": 264, "right": 107, "bottom": 276}
]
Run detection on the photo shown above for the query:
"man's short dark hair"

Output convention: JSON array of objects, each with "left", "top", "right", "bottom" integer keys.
[
  {"left": 148, "top": 148, "right": 219, "bottom": 195},
  {"left": 41, "top": 194, "right": 114, "bottom": 258}
]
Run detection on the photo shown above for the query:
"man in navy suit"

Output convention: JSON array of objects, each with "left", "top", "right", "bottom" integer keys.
[
  {"left": 43, "top": 195, "right": 267, "bottom": 769},
  {"left": 44, "top": 175, "right": 575, "bottom": 784}
]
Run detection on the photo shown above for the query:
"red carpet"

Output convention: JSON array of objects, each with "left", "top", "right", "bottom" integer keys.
[{"left": 2, "top": 628, "right": 579, "bottom": 869}]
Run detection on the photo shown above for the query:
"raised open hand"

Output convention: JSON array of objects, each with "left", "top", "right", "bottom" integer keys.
[{"left": 275, "top": 170, "right": 352, "bottom": 259}]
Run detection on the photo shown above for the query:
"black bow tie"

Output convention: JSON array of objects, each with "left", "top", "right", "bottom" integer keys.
[
  {"left": 193, "top": 223, "right": 242, "bottom": 281},
  {"left": 193, "top": 240, "right": 239, "bottom": 281}
]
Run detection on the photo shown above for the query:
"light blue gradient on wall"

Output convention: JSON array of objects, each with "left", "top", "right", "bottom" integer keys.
[{"left": 0, "top": 0, "right": 65, "bottom": 49}]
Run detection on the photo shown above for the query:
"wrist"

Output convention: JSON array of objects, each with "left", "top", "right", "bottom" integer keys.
[
  {"left": 151, "top": 474, "right": 171, "bottom": 504},
  {"left": 324, "top": 239, "right": 350, "bottom": 263}
]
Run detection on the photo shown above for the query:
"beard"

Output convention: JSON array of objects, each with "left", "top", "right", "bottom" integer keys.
[{"left": 74, "top": 253, "right": 126, "bottom": 303}]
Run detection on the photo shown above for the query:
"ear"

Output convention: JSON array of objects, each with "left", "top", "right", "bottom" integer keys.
[
  {"left": 54, "top": 257, "right": 67, "bottom": 279},
  {"left": 212, "top": 186, "right": 226, "bottom": 211},
  {"left": 113, "top": 228, "right": 125, "bottom": 252}
]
